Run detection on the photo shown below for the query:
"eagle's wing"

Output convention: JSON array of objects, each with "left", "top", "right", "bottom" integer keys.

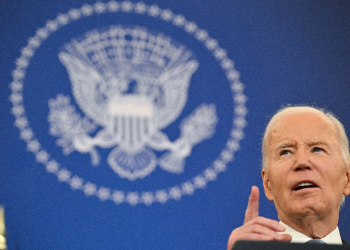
[
  {"left": 59, "top": 52, "right": 108, "bottom": 126},
  {"left": 154, "top": 60, "right": 198, "bottom": 129}
]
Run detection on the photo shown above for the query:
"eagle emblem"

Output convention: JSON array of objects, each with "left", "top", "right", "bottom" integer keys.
[{"left": 48, "top": 25, "right": 218, "bottom": 181}]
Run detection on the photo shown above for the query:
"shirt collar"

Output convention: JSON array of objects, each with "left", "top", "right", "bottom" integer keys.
[{"left": 279, "top": 221, "right": 343, "bottom": 245}]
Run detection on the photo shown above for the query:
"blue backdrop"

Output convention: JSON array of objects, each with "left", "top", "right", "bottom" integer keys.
[{"left": 1, "top": 1, "right": 350, "bottom": 249}]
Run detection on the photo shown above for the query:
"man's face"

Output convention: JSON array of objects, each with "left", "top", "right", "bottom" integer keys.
[{"left": 262, "top": 112, "right": 350, "bottom": 222}]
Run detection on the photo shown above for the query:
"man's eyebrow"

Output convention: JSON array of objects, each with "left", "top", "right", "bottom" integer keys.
[
  {"left": 277, "top": 142, "right": 295, "bottom": 149},
  {"left": 307, "top": 141, "right": 328, "bottom": 146}
]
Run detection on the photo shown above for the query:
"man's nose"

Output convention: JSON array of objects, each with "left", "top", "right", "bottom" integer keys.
[{"left": 293, "top": 150, "right": 312, "bottom": 171}]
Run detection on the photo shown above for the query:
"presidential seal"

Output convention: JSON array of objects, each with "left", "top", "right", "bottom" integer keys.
[{"left": 10, "top": 1, "right": 247, "bottom": 205}]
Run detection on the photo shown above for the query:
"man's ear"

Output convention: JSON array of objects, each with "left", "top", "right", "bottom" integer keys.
[
  {"left": 343, "top": 163, "right": 350, "bottom": 196},
  {"left": 262, "top": 169, "right": 274, "bottom": 201}
]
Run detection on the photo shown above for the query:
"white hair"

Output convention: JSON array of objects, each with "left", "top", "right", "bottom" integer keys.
[{"left": 261, "top": 105, "right": 350, "bottom": 207}]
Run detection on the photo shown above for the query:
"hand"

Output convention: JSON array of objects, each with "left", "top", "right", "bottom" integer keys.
[{"left": 227, "top": 186, "right": 292, "bottom": 250}]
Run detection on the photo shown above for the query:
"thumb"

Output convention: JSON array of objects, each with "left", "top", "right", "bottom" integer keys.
[
  {"left": 244, "top": 186, "right": 260, "bottom": 224},
  {"left": 280, "top": 233, "right": 292, "bottom": 242}
]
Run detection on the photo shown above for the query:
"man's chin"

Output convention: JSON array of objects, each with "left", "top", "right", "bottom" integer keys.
[
  {"left": 277, "top": 198, "right": 323, "bottom": 218},
  {"left": 290, "top": 188, "right": 322, "bottom": 203},
  {"left": 287, "top": 200, "right": 328, "bottom": 219}
]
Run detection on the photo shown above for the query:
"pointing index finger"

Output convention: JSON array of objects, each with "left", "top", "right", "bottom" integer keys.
[{"left": 244, "top": 186, "right": 260, "bottom": 224}]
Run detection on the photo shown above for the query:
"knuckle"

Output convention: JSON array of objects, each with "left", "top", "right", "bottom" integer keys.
[{"left": 250, "top": 224, "right": 260, "bottom": 232}]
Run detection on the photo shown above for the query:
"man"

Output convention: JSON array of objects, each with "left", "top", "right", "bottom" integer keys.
[{"left": 227, "top": 106, "right": 350, "bottom": 250}]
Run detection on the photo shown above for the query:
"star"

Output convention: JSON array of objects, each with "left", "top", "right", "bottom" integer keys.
[
  {"left": 46, "top": 160, "right": 59, "bottom": 173},
  {"left": 121, "top": 1, "right": 133, "bottom": 12},
  {"left": 169, "top": 187, "right": 182, "bottom": 200},
  {"left": 205, "top": 39, "right": 218, "bottom": 50},
  {"left": 231, "top": 129, "right": 244, "bottom": 140},
  {"left": 214, "top": 48, "right": 227, "bottom": 60},
  {"left": 234, "top": 94, "right": 247, "bottom": 104},
  {"left": 14, "top": 117, "right": 28, "bottom": 129},
  {"left": 134, "top": 2, "right": 147, "bottom": 14},
  {"left": 214, "top": 160, "right": 226, "bottom": 172},
  {"left": 46, "top": 20, "right": 59, "bottom": 31},
  {"left": 160, "top": 9, "right": 173, "bottom": 21},
  {"left": 57, "top": 168, "right": 71, "bottom": 182},
  {"left": 108, "top": 1, "right": 120, "bottom": 12},
  {"left": 70, "top": 176, "right": 83, "bottom": 189},
  {"left": 204, "top": 169, "right": 217, "bottom": 181},
  {"left": 127, "top": 192, "right": 139, "bottom": 206},
  {"left": 141, "top": 192, "right": 154, "bottom": 205},
  {"left": 221, "top": 58, "right": 234, "bottom": 70},
  {"left": 185, "top": 22, "right": 197, "bottom": 33},
  {"left": 84, "top": 182, "right": 97, "bottom": 196},
  {"left": 97, "top": 187, "right": 111, "bottom": 200},
  {"left": 81, "top": 4, "right": 94, "bottom": 16},
  {"left": 234, "top": 117, "right": 247, "bottom": 128},
  {"left": 195, "top": 30, "right": 208, "bottom": 41},
  {"left": 27, "top": 140, "right": 41, "bottom": 153},
  {"left": 182, "top": 182, "right": 194, "bottom": 195},
  {"left": 227, "top": 70, "right": 240, "bottom": 81},
  {"left": 221, "top": 150, "right": 233, "bottom": 162},
  {"left": 173, "top": 15, "right": 186, "bottom": 26},
  {"left": 155, "top": 190, "right": 168, "bottom": 204},
  {"left": 112, "top": 191, "right": 125, "bottom": 204},
  {"left": 193, "top": 176, "right": 206, "bottom": 189},
  {"left": 20, "top": 129, "right": 34, "bottom": 141},
  {"left": 94, "top": 2, "right": 107, "bottom": 13},
  {"left": 68, "top": 8, "right": 81, "bottom": 20},
  {"left": 148, "top": 5, "right": 160, "bottom": 17},
  {"left": 57, "top": 13, "right": 70, "bottom": 25}
]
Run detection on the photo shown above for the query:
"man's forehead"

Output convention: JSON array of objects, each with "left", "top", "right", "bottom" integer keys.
[
  {"left": 268, "top": 112, "right": 338, "bottom": 143},
  {"left": 272, "top": 112, "right": 334, "bottom": 130}
]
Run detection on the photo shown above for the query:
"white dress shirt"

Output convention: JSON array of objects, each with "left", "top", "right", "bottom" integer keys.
[{"left": 279, "top": 221, "right": 343, "bottom": 245}]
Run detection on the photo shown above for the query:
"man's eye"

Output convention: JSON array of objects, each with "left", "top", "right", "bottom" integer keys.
[
  {"left": 312, "top": 147, "right": 323, "bottom": 152},
  {"left": 280, "top": 150, "right": 290, "bottom": 156}
]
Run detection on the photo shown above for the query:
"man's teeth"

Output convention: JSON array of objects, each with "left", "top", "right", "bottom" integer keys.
[
  {"left": 298, "top": 182, "right": 314, "bottom": 187},
  {"left": 294, "top": 182, "right": 317, "bottom": 190}
]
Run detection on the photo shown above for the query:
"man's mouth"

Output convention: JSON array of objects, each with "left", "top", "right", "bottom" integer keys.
[{"left": 293, "top": 181, "right": 318, "bottom": 191}]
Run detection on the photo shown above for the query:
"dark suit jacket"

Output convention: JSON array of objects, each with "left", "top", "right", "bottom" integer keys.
[{"left": 233, "top": 240, "right": 350, "bottom": 250}]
